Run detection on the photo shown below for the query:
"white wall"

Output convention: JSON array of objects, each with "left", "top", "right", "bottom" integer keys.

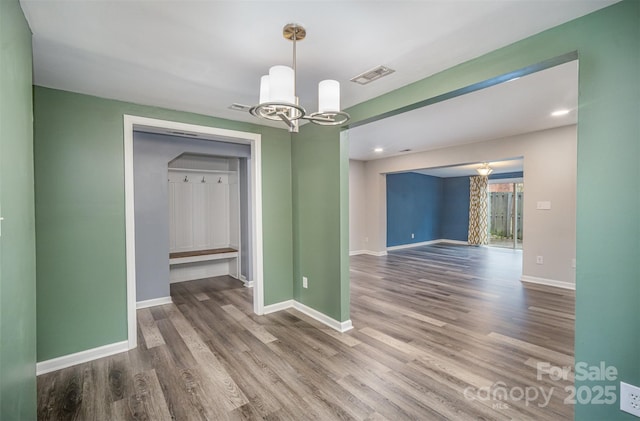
[
  {"left": 349, "top": 160, "right": 368, "bottom": 253},
  {"left": 352, "top": 125, "right": 577, "bottom": 286}
]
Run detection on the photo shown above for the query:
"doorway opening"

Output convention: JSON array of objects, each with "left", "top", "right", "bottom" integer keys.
[
  {"left": 123, "top": 115, "right": 264, "bottom": 350},
  {"left": 488, "top": 181, "right": 524, "bottom": 249}
]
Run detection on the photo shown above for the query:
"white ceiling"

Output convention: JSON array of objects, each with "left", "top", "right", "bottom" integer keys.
[
  {"left": 348, "top": 60, "right": 578, "bottom": 161},
  {"left": 21, "top": 0, "right": 615, "bottom": 132}
]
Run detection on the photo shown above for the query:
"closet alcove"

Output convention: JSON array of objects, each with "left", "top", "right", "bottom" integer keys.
[
  {"left": 133, "top": 130, "right": 252, "bottom": 306},
  {"left": 168, "top": 154, "right": 241, "bottom": 282}
]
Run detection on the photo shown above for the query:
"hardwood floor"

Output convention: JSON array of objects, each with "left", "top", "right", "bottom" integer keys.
[{"left": 37, "top": 244, "right": 575, "bottom": 420}]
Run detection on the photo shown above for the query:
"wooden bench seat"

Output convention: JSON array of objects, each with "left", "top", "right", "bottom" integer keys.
[{"left": 169, "top": 247, "right": 238, "bottom": 265}]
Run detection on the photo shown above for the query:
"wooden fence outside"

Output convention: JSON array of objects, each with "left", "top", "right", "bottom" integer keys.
[{"left": 488, "top": 192, "right": 523, "bottom": 239}]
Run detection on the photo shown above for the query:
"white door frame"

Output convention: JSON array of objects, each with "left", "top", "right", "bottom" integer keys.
[{"left": 123, "top": 115, "right": 264, "bottom": 349}]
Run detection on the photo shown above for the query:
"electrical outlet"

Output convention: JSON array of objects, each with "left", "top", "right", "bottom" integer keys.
[
  {"left": 302, "top": 276, "right": 308, "bottom": 289},
  {"left": 411, "top": 233, "right": 415, "bottom": 239},
  {"left": 536, "top": 256, "right": 544, "bottom": 265},
  {"left": 621, "top": 382, "right": 640, "bottom": 417}
]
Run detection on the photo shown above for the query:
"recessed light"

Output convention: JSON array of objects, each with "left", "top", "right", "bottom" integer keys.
[
  {"left": 374, "top": 147, "right": 384, "bottom": 153},
  {"left": 551, "top": 109, "right": 570, "bottom": 117}
]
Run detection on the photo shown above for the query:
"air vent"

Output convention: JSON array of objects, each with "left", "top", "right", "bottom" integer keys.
[
  {"left": 399, "top": 149, "right": 412, "bottom": 153},
  {"left": 228, "top": 103, "right": 252, "bottom": 112},
  {"left": 350, "top": 65, "right": 395, "bottom": 85}
]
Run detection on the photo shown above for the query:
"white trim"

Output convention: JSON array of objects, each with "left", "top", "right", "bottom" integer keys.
[
  {"left": 123, "top": 115, "right": 264, "bottom": 349},
  {"left": 521, "top": 275, "right": 575, "bottom": 290},
  {"left": 349, "top": 250, "right": 387, "bottom": 256},
  {"left": 439, "top": 239, "right": 469, "bottom": 246},
  {"left": 123, "top": 116, "right": 137, "bottom": 349},
  {"left": 136, "top": 296, "right": 173, "bottom": 309},
  {"left": 263, "top": 299, "right": 295, "bottom": 314},
  {"left": 239, "top": 275, "right": 254, "bottom": 288},
  {"left": 293, "top": 301, "right": 353, "bottom": 332},
  {"left": 251, "top": 135, "right": 264, "bottom": 315},
  {"left": 36, "top": 340, "right": 129, "bottom": 376},
  {"left": 387, "top": 239, "right": 442, "bottom": 251},
  {"left": 386, "top": 239, "right": 469, "bottom": 251},
  {"left": 261, "top": 299, "right": 352, "bottom": 332}
]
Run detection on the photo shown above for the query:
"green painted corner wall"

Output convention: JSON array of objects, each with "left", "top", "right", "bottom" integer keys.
[
  {"left": 292, "top": 123, "right": 350, "bottom": 322},
  {"left": 0, "top": 0, "right": 37, "bottom": 419},
  {"left": 345, "top": 1, "right": 639, "bottom": 419},
  {"left": 260, "top": 126, "right": 294, "bottom": 306},
  {"left": 338, "top": 132, "right": 350, "bottom": 322},
  {"left": 33, "top": 86, "right": 293, "bottom": 361}
]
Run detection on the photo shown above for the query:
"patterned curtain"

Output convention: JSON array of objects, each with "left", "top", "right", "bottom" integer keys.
[{"left": 468, "top": 176, "right": 489, "bottom": 245}]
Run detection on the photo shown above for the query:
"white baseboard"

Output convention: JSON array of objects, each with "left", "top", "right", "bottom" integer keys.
[
  {"left": 439, "top": 239, "right": 469, "bottom": 245},
  {"left": 387, "top": 238, "right": 469, "bottom": 251},
  {"left": 293, "top": 301, "right": 353, "bottom": 332},
  {"left": 261, "top": 299, "right": 352, "bottom": 332},
  {"left": 349, "top": 250, "right": 387, "bottom": 257},
  {"left": 521, "top": 275, "right": 575, "bottom": 290},
  {"left": 136, "top": 296, "right": 172, "bottom": 309},
  {"left": 263, "top": 299, "right": 295, "bottom": 315},
  {"left": 239, "top": 275, "right": 254, "bottom": 288},
  {"left": 36, "top": 340, "right": 129, "bottom": 376},
  {"left": 387, "top": 239, "right": 441, "bottom": 251}
]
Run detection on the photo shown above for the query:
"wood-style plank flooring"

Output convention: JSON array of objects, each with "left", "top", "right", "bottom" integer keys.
[{"left": 37, "top": 244, "right": 575, "bottom": 420}]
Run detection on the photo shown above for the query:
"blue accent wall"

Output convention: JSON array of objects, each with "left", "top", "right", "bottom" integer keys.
[
  {"left": 386, "top": 173, "right": 442, "bottom": 247},
  {"left": 387, "top": 171, "right": 525, "bottom": 247},
  {"left": 441, "top": 176, "right": 470, "bottom": 241}
]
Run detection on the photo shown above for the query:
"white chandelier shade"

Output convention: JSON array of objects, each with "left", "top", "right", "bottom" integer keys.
[
  {"left": 318, "top": 80, "right": 340, "bottom": 113},
  {"left": 268, "top": 65, "right": 295, "bottom": 105},
  {"left": 259, "top": 75, "right": 270, "bottom": 105}
]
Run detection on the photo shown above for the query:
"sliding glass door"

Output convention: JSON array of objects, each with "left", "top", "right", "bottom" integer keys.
[{"left": 488, "top": 182, "right": 523, "bottom": 249}]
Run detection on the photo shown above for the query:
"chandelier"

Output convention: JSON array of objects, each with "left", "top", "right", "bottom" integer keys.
[
  {"left": 476, "top": 163, "right": 494, "bottom": 176},
  {"left": 250, "top": 24, "right": 350, "bottom": 133}
]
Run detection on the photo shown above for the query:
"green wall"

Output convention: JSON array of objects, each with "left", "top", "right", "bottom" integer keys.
[
  {"left": 0, "top": 0, "right": 37, "bottom": 419},
  {"left": 261, "top": 126, "right": 294, "bottom": 306},
  {"left": 344, "top": 2, "right": 639, "bottom": 419},
  {"left": 292, "top": 123, "right": 350, "bottom": 322},
  {"left": 33, "top": 87, "right": 293, "bottom": 361}
]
